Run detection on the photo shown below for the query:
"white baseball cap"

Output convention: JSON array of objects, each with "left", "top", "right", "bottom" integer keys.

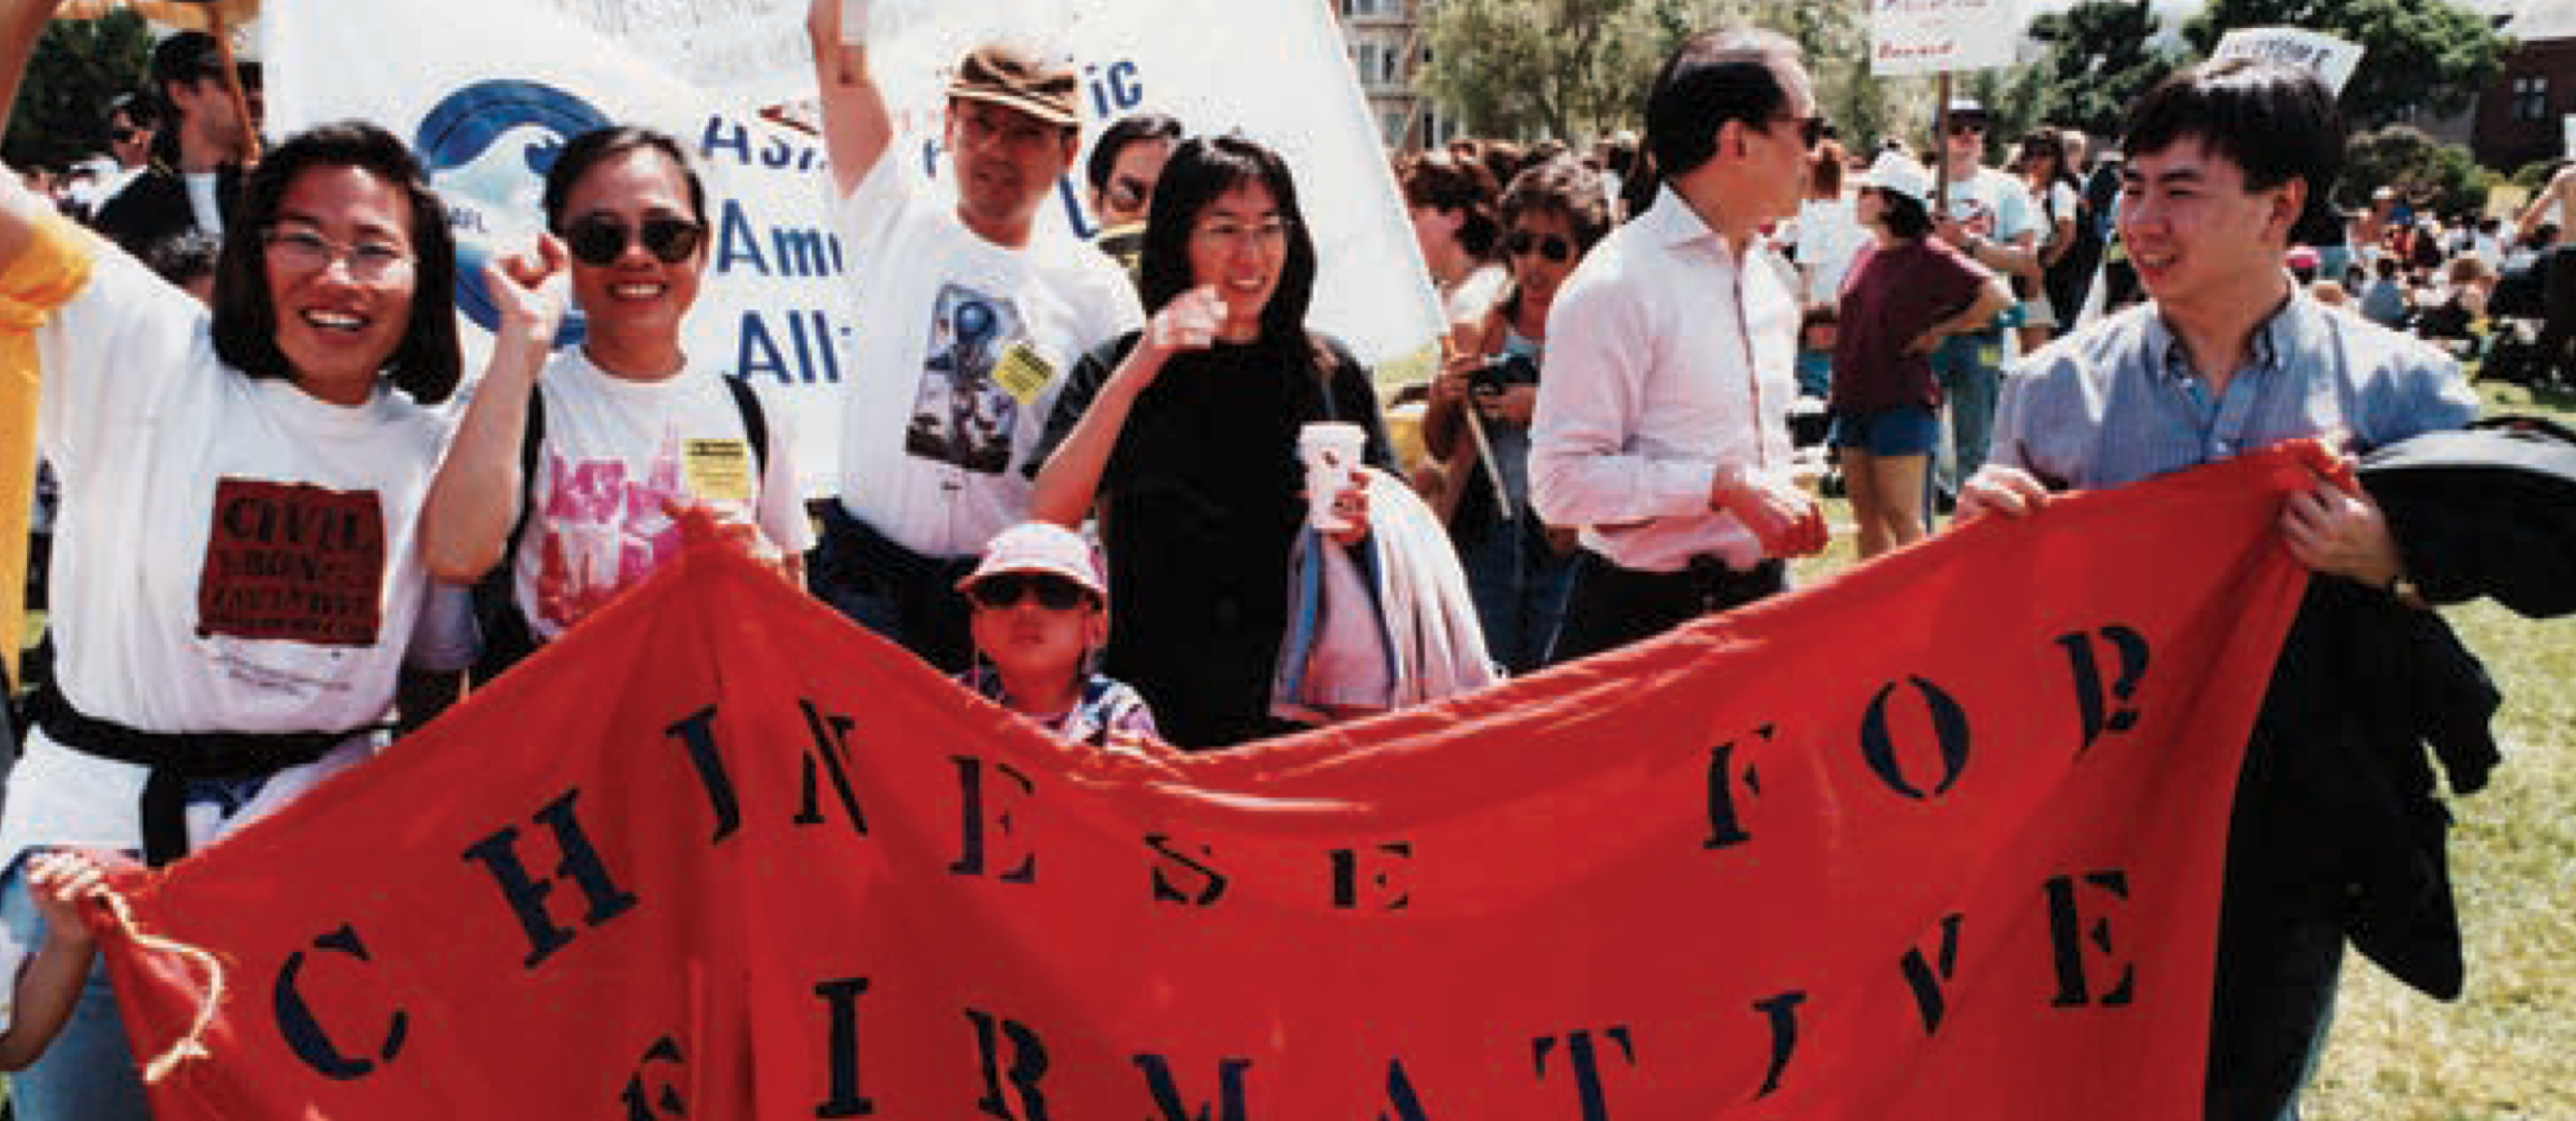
[
  {"left": 1860, "top": 150, "right": 1933, "bottom": 209},
  {"left": 956, "top": 521, "right": 1107, "bottom": 600}
]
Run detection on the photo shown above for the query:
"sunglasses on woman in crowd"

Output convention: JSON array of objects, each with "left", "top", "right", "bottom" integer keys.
[
  {"left": 564, "top": 214, "right": 705, "bottom": 267},
  {"left": 1505, "top": 230, "right": 1573, "bottom": 263}
]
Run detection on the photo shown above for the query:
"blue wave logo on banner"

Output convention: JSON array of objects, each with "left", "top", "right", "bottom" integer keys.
[{"left": 415, "top": 80, "right": 613, "bottom": 348}]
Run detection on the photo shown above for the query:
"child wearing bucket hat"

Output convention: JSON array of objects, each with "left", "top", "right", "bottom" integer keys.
[{"left": 955, "top": 522, "right": 1158, "bottom": 746}]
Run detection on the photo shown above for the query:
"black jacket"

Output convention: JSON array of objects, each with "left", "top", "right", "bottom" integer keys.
[
  {"left": 92, "top": 163, "right": 243, "bottom": 261},
  {"left": 2239, "top": 418, "right": 2576, "bottom": 1000}
]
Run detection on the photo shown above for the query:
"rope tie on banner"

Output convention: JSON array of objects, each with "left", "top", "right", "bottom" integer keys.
[{"left": 96, "top": 884, "right": 227, "bottom": 1084}]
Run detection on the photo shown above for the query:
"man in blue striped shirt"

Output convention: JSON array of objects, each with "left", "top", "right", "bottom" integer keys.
[{"left": 1958, "top": 61, "right": 2477, "bottom": 1121}]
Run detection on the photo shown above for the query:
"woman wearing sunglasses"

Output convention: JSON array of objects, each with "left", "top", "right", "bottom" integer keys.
[
  {"left": 954, "top": 521, "right": 1156, "bottom": 745},
  {"left": 0, "top": 59, "right": 464, "bottom": 1120},
  {"left": 1419, "top": 157, "right": 1610, "bottom": 673},
  {"left": 1029, "top": 135, "right": 1392, "bottom": 749},
  {"left": 423, "top": 126, "right": 811, "bottom": 675}
]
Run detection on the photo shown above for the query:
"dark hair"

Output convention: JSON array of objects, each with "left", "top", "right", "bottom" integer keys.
[
  {"left": 211, "top": 121, "right": 461, "bottom": 405},
  {"left": 1495, "top": 157, "right": 1612, "bottom": 321},
  {"left": 2017, "top": 127, "right": 2067, "bottom": 180},
  {"left": 106, "top": 90, "right": 158, "bottom": 132},
  {"left": 1397, "top": 148, "right": 1501, "bottom": 259},
  {"left": 542, "top": 125, "right": 707, "bottom": 233},
  {"left": 1809, "top": 139, "right": 1846, "bottom": 196},
  {"left": 142, "top": 229, "right": 222, "bottom": 291},
  {"left": 1873, "top": 187, "right": 1933, "bottom": 241},
  {"left": 1642, "top": 28, "right": 1802, "bottom": 181},
  {"left": 1139, "top": 135, "right": 1318, "bottom": 348},
  {"left": 1085, "top": 112, "right": 1183, "bottom": 194},
  {"left": 2124, "top": 60, "right": 2343, "bottom": 233}
]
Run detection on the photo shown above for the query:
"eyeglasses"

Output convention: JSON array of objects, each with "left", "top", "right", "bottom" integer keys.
[
  {"left": 262, "top": 226, "right": 414, "bottom": 283},
  {"left": 1192, "top": 218, "right": 1294, "bottom": 249},
  {"left": 968, "top": 572, "right": 1095, "bottom": 611},
  {"left": 1772, "top": 114, "right": 1827, "bottom": 150},
  {"left": 563, "top": 214, "right": 704, "bottom": 267},
  {"left": 1505, "top": 229, "right": 1572, "bottom": 263}
]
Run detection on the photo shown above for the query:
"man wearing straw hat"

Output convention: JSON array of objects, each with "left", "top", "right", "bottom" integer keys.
[{"left": 803, "top": 0, "right": 1142, "bottom": 674}]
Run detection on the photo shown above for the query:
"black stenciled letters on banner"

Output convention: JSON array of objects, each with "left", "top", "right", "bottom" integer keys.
[
  {"left": 1134, "top": 1053, "right": 1253, "bottom": 1121},
  {"left": 460, "top": 789, "right": 640, "bottom": 970},
  {"left": 1533, "top": 1026, "right": 1637, "bottom": 1120},
  {"left": 262, "top": 614, "right": 2164, "bottom": 1110},
  {"left": 965, "top": 1008, "right": 1052, "bottom": 1119},
  {"left": 274, "top": 923, "right": 407, "bottom": 1080},
  {"left": 813, "top": 978, "right": 876, "bottom": 1117},
  {"left": 617, "top": 1035, "right": 686, "bottom": 1120}
]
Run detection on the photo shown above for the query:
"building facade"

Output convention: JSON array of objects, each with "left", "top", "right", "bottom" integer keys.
[{"left": 1333, "top": 0, "right": 1455, "bottom": 152}]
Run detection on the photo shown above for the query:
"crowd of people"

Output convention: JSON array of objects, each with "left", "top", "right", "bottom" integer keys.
[{"left": 0, "top": 0, "right": 2533, "bottom": 1116}]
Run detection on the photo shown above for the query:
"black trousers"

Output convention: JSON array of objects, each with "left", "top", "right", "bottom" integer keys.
[{"left": 1546, "top": 550, "right": 1786, "bottom": 665}]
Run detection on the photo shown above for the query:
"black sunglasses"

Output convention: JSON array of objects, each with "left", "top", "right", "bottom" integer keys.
[
  {"left": 109, "top": 125, "right": 140, "bottom": 144},
  {"left": 1768, "top": 114, "right": 1826, "bottom": 150},
  {"left": 968, "top": 572, "right": 1093, "bottom": 611},
  {"left": 1505, "top": 230, "right": 1573, "bottom": 263},
  {"left": 563, "top": 214, "right": 704, "bottom": 267},
  {"left": 1947, "top": 119, "right": 1989, "bottom": 136}
]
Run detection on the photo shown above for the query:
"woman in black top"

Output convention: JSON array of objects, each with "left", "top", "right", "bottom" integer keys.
[{"left": 1031, "top": 135, "right": 1389, "bottom": 749}]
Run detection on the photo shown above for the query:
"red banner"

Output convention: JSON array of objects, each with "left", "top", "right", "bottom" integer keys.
[{"left": 96, "top": 446, "right": 2327, "bottom": 1119}]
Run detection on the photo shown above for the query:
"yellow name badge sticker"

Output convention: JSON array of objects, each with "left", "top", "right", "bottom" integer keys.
[
  {"left": 683, "top": 438, "right": 754, "bottom": 504},
  {"left": 992, "top": 342, "right": 1056, "bottom": 406},
  {"left": 1978, "top": 344, "right": 2003, "bottom": 368}
]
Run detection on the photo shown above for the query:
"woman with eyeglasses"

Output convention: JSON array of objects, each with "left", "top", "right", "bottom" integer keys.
[
  {"left": 0, "top": 63, "right": 465, "bottom": 1120},
  {"left": 423, "top": 126, "right": 811, "bottom": 679},
  {"left": 1418, "top": 157, "right": 1609, "bottom": 673},
  {"left": 1028, "top": 135, "right": 1392, "bottom": 749}
]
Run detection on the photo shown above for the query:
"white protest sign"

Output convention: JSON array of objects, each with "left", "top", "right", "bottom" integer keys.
[
  {"left": 2211, "top": 27, "right": 2365, "bottom": 96},
  {"left": 265, "top": 0, "right": 1442, "bottom": 496},
  {"left": 533, "top": 0, "right": 814, "bottom": 106},
  {"left": 1870, "top": 0, "right": 2026, "bottom": 77}
]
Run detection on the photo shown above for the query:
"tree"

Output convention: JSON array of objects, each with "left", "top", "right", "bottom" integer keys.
[
  {"left": 2184, "top": 0, "right": 2510, "bottom": 129},
  {"left": 2027, "top": 1, "right": 2184, "bottom": 141},
  {"left": 3, "top": 11, "right": 152, "bottom": 171},
  {"left": 2342, "top": 124, "right": 2493, "bottom": 217},
  {"left": 1418, "top": 0, "right": 1673, "bottom": 142}
]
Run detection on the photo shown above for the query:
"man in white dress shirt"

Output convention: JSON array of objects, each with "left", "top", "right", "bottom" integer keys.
[{"left": 1529, "top": 28, "right": 1828, "bottom": 663}]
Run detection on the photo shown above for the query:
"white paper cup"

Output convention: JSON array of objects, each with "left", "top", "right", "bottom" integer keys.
[{"left": 1298, "top": 421, "right": 1367, "bottom": 532}]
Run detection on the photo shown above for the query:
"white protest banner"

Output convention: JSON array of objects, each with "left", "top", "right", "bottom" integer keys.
[
  {"left": 2211, "top": 27, "right": 2365, "bottom": 96},
  {"left": 533, "top": 0, "right": 814, "bottom": 106},
  {"left": 264, "top": 0, "right": 1441, "bottom": 495},
  {"left": 1870, "top": 0, "right": 2026, "bottom": 77}
]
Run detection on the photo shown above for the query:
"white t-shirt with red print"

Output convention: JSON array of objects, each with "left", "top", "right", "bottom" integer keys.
[
  {"left": 512, "top": 348, "right": 813, "bottom": 642},
  {"left": 4, "top": 224, "right": 454, "bottom": 869}
]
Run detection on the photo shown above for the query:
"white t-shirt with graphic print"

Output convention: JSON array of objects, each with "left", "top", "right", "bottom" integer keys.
[
  {"left": 512, "top": 348, "right": 814, "bottom": 642},
  {"left": 827, "top": 154, "right": 1143, "bottom": 559},
  {"left": 5, "top": 228, "right": 453, "bottom": 870}
]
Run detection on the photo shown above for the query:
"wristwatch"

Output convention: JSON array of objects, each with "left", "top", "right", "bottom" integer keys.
[{"left": 2385, "top": 571, "right": 2430, "bottom": 611}]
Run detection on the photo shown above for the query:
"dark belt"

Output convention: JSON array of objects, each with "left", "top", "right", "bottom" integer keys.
[
  {"left": 814, "top": 501, "right": 976, "bottom": 593},
  {"left": 25, "top": 685, "right": 377, "bottom": 867}
]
